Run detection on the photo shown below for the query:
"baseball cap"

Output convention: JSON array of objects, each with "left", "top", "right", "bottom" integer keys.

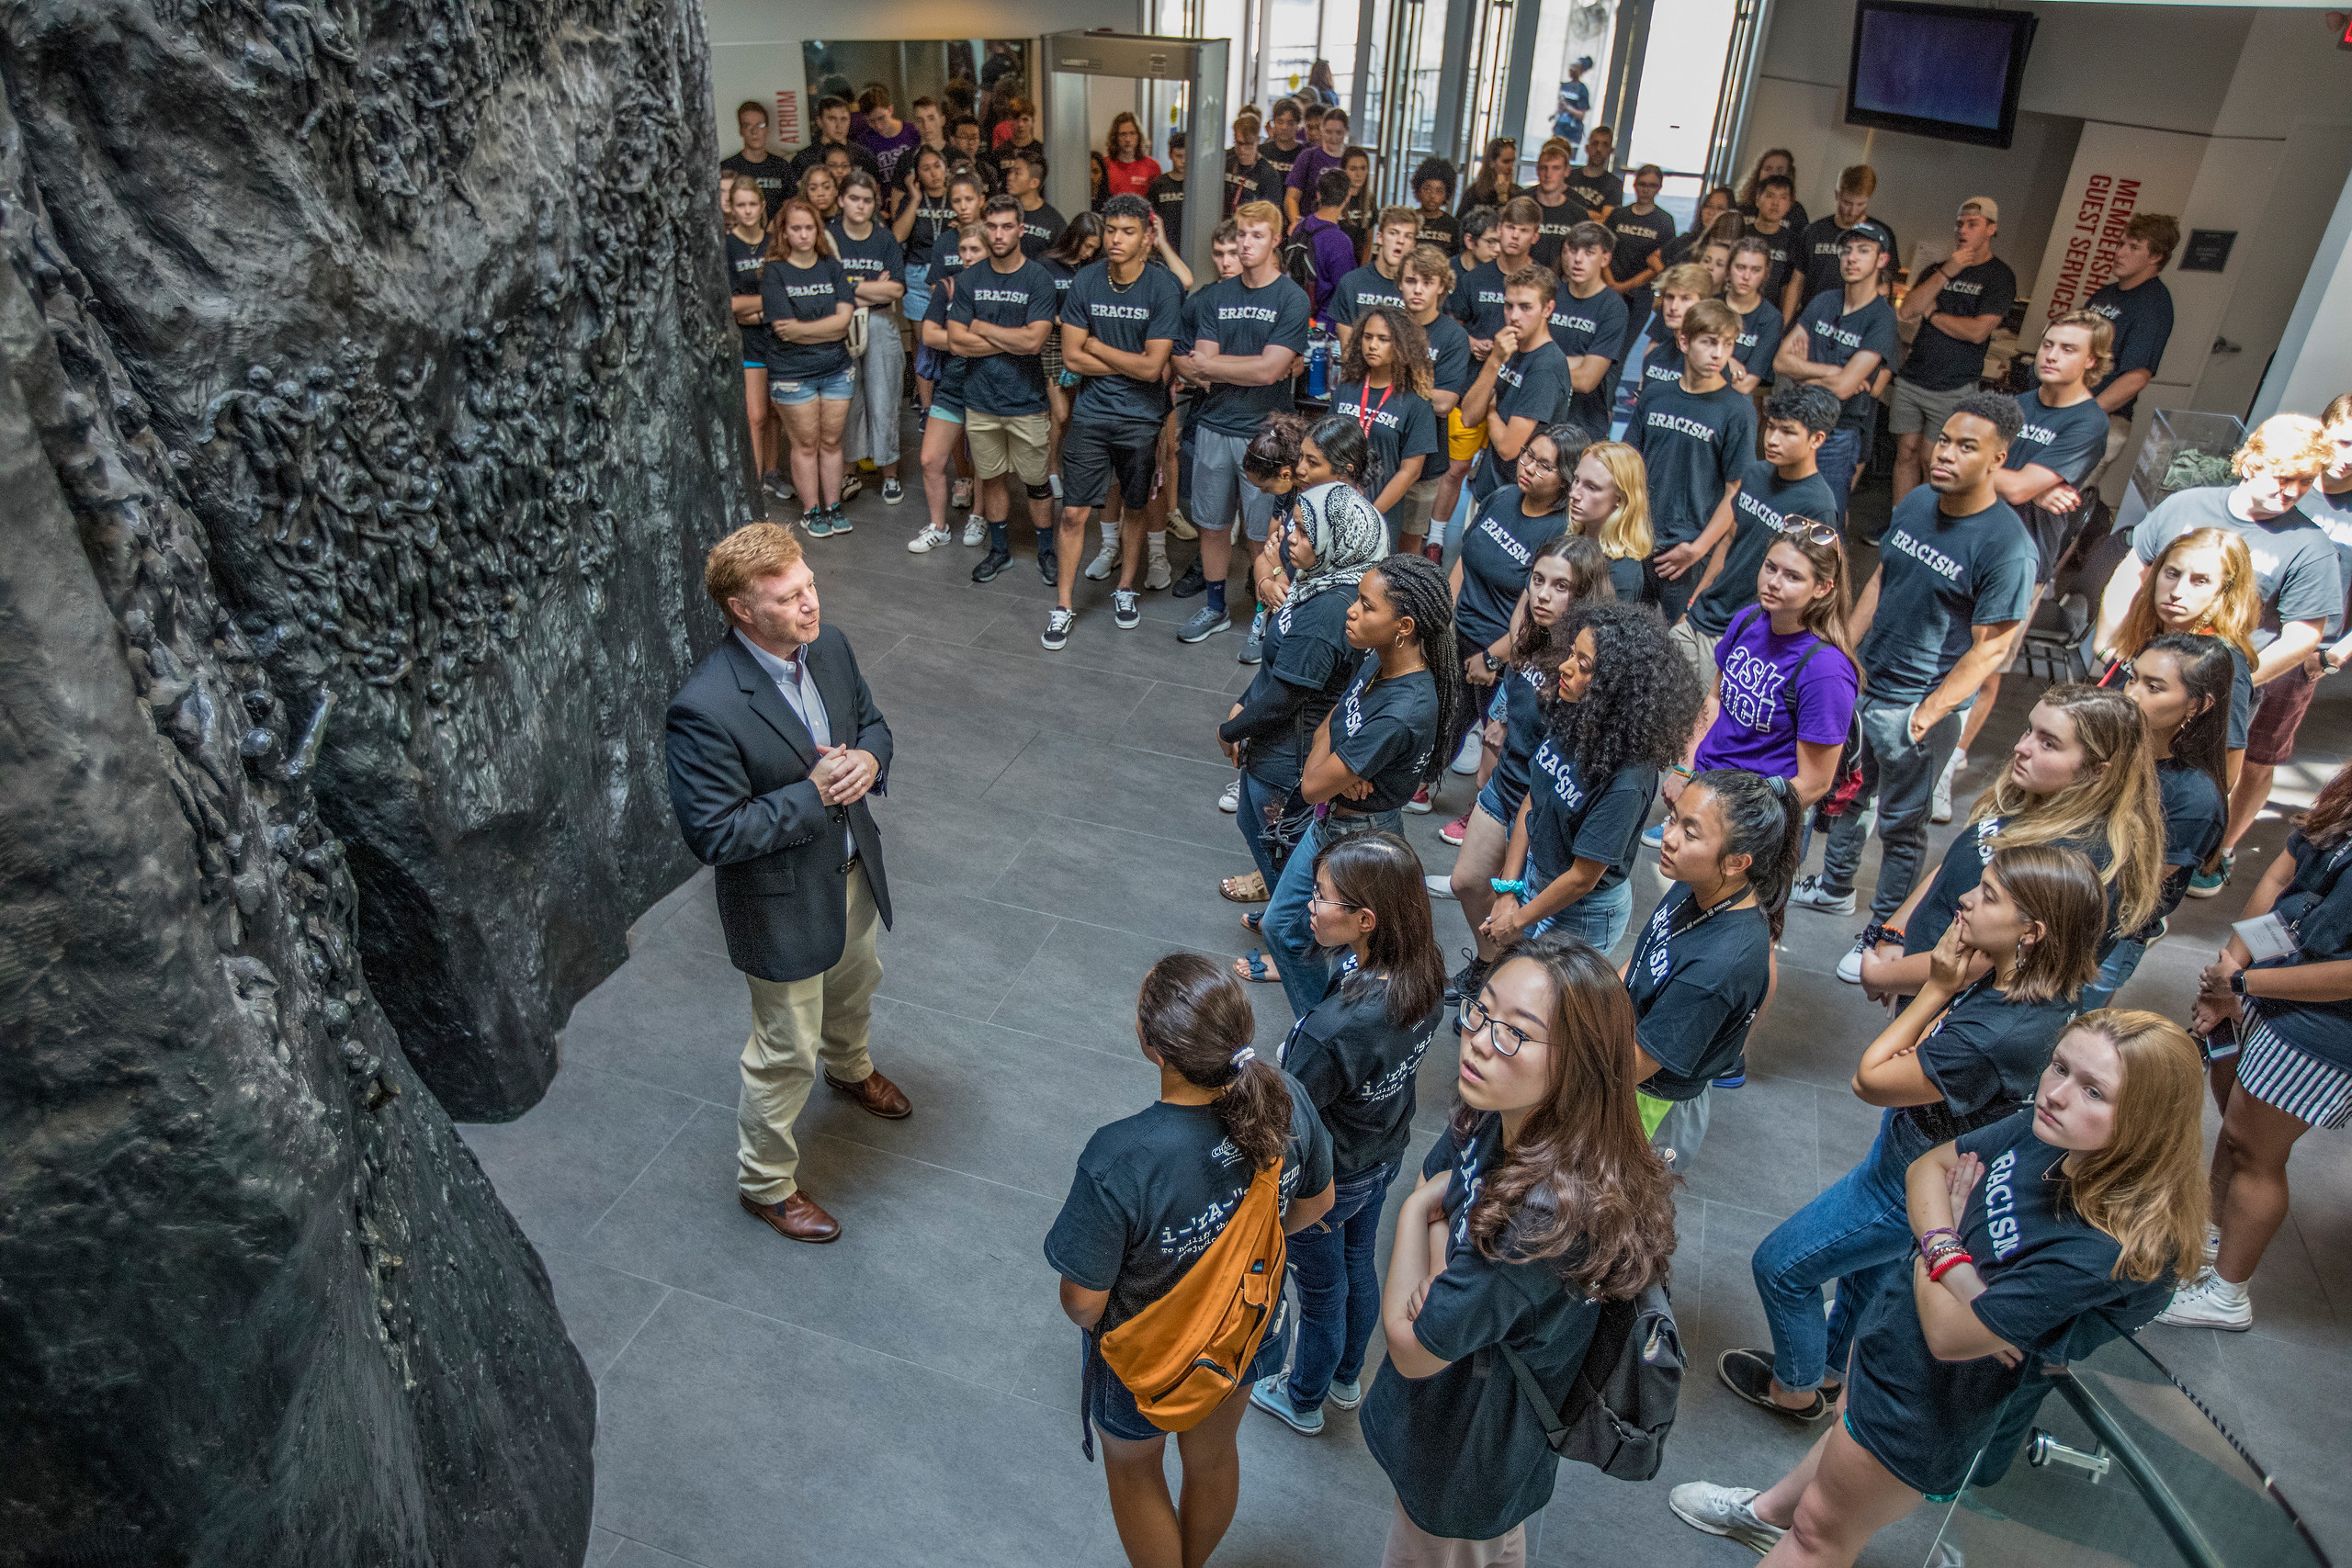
[
  {"left": 1841, "top": 219, "right": 1895, "bottom": 254},
  {"left": 1958, "top": 196, "right": 1999, "bottom": 222}
]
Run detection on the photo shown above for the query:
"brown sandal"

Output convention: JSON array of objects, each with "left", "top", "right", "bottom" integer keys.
[{"left": 1219, "top": 871, "right": 1269, "bottom": 903}]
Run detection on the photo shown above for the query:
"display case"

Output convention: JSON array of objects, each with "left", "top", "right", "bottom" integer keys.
[{"left": 2116, "top": 409, "right": 2247, "bottom": 536}]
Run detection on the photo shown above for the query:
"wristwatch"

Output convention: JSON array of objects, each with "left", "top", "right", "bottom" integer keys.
[
  {"left": 1481, "top": 652, "right": 1504, "bottom": 673},
  {"left": 1862, "top": 922, "right": 1906, "bottom": 951},
  {"left": 2229, "top": 971, "right": 2250, "bottom": 998}
]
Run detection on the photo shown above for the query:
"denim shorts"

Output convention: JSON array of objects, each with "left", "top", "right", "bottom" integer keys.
[
  {"left": 1085, "top": 1296, "right": 1290, "bottom": 1443},
  {"left": 1476, "top": 774, "right": 1515, "bottom": 827},
  {"left": 770, "top": 366, "right": 855, "bottom": 406}
]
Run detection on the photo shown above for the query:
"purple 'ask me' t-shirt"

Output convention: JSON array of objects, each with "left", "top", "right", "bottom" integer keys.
[{"left": 1693, "top": 611, "right": 1859, "bottom": 779}]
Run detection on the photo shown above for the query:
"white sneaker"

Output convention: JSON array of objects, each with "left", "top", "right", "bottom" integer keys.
[
  {"left": 1788, "top": 874, "right": 1858, "bottom": 916},
  {"left": 1144, "top": 554, "right": 1172, "bottom": 592},
  {"left": 1669, "top": 1483, "right": 1786, "bottom": 1555},
  {"left": 1218, "top": 780, "right": 1241, "bottom": 813},
  {"left": 1931, "top": 750, "right": 1963, "bottom": 825},
  {"left": 1836, "top": 935, "right": 1869, "bottom": 985},
  {"left": 2155, "top": 1271, "right": 2253, "bottom": 1330},
  {"left": 906, "top": 525, "right": 951, "bottom": 553},
  {"left": 1425, "top": 874, "right": 1458, "bottom": 901},
  {"left": 1165, "top": 505, "right": 1199, "bottom": 541},
  {"left": 1449, "top": 730, "right": 1483, "bottom": 775},
  {"left": 1085, "top": 541, "right": 1122, "bottom": 581},
  {"left": 962, "top": 514, "right": 987, "bottom": 547}
]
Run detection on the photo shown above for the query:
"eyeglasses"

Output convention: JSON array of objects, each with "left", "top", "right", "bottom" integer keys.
[
  {"left": 1306, "top": 893, "right": 1363, "bottom": 914},
  {"left": 1775, "top": 519, "right": 1842, "bottom": 547},
  {"left": 1459, "top": 994, "right": 1550, "bottom": 1056},
  {"left": 1521, "top": 453, "right": 1558, "bottom": 475}
]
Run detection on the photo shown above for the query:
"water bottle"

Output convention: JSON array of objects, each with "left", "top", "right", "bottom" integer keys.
[{"left": 1306, "top": 329, "right": 1329, "bottom": 399}]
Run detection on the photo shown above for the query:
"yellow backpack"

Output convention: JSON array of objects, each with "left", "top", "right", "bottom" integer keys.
[{"left": 1097, "top": 1158, "right": 1287, "bottom": 1433}]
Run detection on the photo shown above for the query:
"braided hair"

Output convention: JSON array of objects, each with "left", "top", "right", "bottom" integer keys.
[{"left": 1368, "top": 553, "right": 1461, "bottom": 785}]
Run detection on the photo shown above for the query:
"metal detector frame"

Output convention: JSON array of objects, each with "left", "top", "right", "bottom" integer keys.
[{"left": 1041, "top": 29, "right": 1229, "bottom": 288}]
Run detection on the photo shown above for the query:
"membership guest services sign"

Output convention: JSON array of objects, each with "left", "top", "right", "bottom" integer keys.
[{"left": 2028, "top": 123, "right": 2202, "bottom": 344}]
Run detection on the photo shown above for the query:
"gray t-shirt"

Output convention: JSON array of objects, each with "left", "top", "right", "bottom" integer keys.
[{"left": 2130, "top": 486, "right": 2345, "bottom": 648}]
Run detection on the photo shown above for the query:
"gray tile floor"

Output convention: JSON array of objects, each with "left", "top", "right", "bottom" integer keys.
[{"left": 462, "top": 473, "right": 2352, "bottom": 1568}]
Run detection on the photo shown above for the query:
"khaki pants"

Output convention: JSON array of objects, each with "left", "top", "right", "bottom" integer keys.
[
  {"left": 1381, "top": 1500, "right": 1527, "bottom": 1567},
  {"left": 1667, "top": 614, "right": 1719, "bottom": 689},
  {"left": 738, "top": 864, "right": 882, "bottom": 1203}
]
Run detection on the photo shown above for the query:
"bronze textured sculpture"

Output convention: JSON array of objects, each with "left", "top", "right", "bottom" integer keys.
[{"left": 1, "top": 0, "right": 747, "bottom": 1555}]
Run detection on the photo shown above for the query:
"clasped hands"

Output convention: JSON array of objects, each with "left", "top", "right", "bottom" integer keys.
[{"left": 810, "top": 744, "right": 879, "bottom": 807}]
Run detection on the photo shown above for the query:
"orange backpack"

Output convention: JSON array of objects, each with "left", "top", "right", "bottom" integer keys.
[{"left": 1097, "top": 1158, "right": 1288, "bottom": 1433}]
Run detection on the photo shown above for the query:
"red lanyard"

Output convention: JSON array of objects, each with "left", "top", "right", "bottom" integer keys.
[{"left": 1354, "top": 380, "right": 1393, "bottom": 439}]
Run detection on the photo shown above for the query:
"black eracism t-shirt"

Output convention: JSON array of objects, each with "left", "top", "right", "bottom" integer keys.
[
  {"left": 1194, "top": 272, "right": 1313, "bottom": 438},
  {"left": 759, "top": 255, "right": 855, "bottom": 381},
  {"left": 1609, "top": 207, "right": 1677, "bottom": 289},
  {"left": 2085, "top": 277, "right": 2174, "bottom": 422},
  {"left": 724, "top": 232, "right": 766, "bottom": 360},
  {"left": 1449, "top": 260, "right": 1510, "bottom": 338},
  {"left": 1628, "top": 379, "right": 1758, "bottom": 548},
  {"left": 2242, "top": 829, "right": 2352, "bottom": 1071},
  {"left": 2129, "top": 486, "right": 2346, "bottom": 649},
  {"left": 1476, "top": 341, "right": 1572, "bottom": 499},
  {"left": 1362, "top": 1115, "right": 1602, "bottom": 1541},
  {"left": 1331, "top": 660, "right": 1442, "bottom": 813},
  {"left": 1904, "top": 817, "right": 2118, "bottom": 961},
  {"left": 1458, "top": 486, "right": 1569, "bottom": 653},
  {"left": 1417, "top": 209, "right": 1462, "bottom": 255},
  {"left": 1488, "top": 662, "right": 1551, "bottom": 823},
  {"left": 1844, "top": 1111, "right": 2174, "bottom": 1496},
  {"left": 1549, "top": 281, "right": 1628, "bottom": 433},
  {"left": 1064, "top": 259, "right": 1185, "bottom": 425},
  {"left": 2008, "top": 389, "right": 2109, "bottom": 489},
  {"left": 922, "top": 281, "right": 969, "bottom": 405},
  {"left": 1282, "top": 971, "right": 1448, "bottom": 1179},
  {"left": 899, "top": 195, "right": 956, "bottom": 269},
  {"left": 1858, "top": 488, "right": 2036, "bottom": 703},
  {"left": 1687, "top": 459, "right": 1840, "bottom": 637},
  {"left": 720, "top": 151, "right": 792, "bottom": 216},
  {"left": 1332, "top": 264, "right": 1408, "bottom": 328},
  {"left": 1421, "top": 311, "right": 1475, "bottom": 401},
  {"left": 1794, "top": 291, "right": 1902, "bottom": 433},
  {"left": 1897, "top": 975, "right": 2075, "bottom": 1149},
  {"left": 1733, "top": 298, "right": 1784, "bottom": 389},
  {"left": 1525, "top": 734, "right": 1657, "bottom": 895},
  {"left": 2149, "top": 758, "right": 2225, "bottom": 929},
  {"left": 1333, "top": 378, "right": 1443, "bottom": 495},
  {"left": 1623, "top": 885, "right": 1771, "bottom": 1100},
  {"left": 1234, "top": 585, "right": 1357, "bottom": 791},
  {"left": 1043, "top": 1073, "right": 1333, "bottom": 1338},
  {"left": 829, "top": 220, "right": 904, "bottom": 308},
  {"left": 1743, "top": 222, "right": 1800, "bottom": 307},
  {"left": 1528, "top": 196, "right": 1581, "bottom": 270},
  {"left": 1016, "top": 199, "right": 1065, "bottom": 258},
  {"left": 951, "top": 256, "right": 1058, "bottom": 416},
  {"left": 1566, "top": 167, "right": 1623, "bottom": 220},
  {"left": 1639, "top": 314, "right": 1683, "bottom": 398},
  {"left": 1146, "top": 172, "right": 1187, "bottom": 245},
  {"left": 1900, "top": 258, "right": 2018, "bottom": 390}
]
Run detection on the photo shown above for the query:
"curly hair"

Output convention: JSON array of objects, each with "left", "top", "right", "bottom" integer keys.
[
  {"left": 1551, "top": 600, "right": 1703, "bottom": 784},
  {"left": 1410, "top": 155, "right": 1457, "bottom": 207},
  {"left": 1337, "top": 305, "right": 1434, "bottom": 400}
]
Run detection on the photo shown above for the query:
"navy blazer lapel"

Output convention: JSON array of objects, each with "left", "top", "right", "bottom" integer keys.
[
  {"left": 722, "top": 635, "right": 820, "bottom": 766},
  {"left": 805, "top": 627, "right": 856, "bottom": 750}
]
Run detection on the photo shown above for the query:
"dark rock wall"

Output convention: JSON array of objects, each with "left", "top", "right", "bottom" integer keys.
[
  {"left": 0, "top": 0, "right": 752, "bottom": 1560},
  {"left": 5, "top": 0, "right": 746, "bottom": 1121}
]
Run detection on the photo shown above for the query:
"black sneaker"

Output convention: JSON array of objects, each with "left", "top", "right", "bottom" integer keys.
[
  {"left": 1041, "top": 606, "right": 1074, "bottom": 650},
  {"left": 1171, "top": 558, "right": 1207, "bottom": 598},
  {"left": 1444, "top": 955, "right": 1492, "bottom": 1006},
  {"left": 1037, "top": 550, "right": 1059, "bottom": 587},
  {"left": 971, "top": 549, "right": 1012, "bottom": 584}
]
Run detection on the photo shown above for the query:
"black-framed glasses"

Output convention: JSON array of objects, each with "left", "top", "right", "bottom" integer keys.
[{"left": 1459, "top": 994, "right": 1549, "bottom": 1056}]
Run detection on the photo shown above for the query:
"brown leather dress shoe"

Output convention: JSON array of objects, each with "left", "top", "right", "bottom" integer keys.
[
  {"left": 739, "top": 1190, "right": 842, "bottom": 1243},
  {"left": 823, "top": 1067, "right": 911, "bottom": 1120}
]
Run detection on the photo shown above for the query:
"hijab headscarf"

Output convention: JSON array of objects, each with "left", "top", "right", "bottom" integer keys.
[{"left": 1284, "top": 480, "right": 1388, "bottom": 610}]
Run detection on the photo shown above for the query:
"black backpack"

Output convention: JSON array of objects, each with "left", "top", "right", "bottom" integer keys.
[
  {"left": 1498, "top": 1280, "right": 1684, "bottom": 1481},
  {"left": 1280, "top": 223, "right": 1320, "bottom": 297}
]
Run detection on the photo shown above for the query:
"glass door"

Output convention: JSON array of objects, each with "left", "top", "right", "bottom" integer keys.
[{"left": 1361, "top": 0, "right": 1450, "bottom": 205}]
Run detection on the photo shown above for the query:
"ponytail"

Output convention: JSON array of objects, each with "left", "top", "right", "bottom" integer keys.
[
  {"left": 1136, "top": 954, "right": 1293, "bottom": 1170},
  {"left": 1690, "top": 769, "right": 1804, "bottom": 940}
]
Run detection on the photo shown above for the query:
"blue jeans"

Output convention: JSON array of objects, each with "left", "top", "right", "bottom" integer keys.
[
  {"left": 2078, "top": 934, "right": 2148, "bottom": 1011},
  {"left": 1529, "top": 869, "right": 1634, "bottom": 952},
  {"left": 1819, "top": 694, "right": 1967, "bottom": 921},
  {"left": 1751, "top": 1110, "right": 1932, "bottom": 1392},
  {"left": 1236, "top": 770, "right": 1305, "bottom": 893},
  {"left": 1267, "top": 809, "right": 1403, "bottom": 1019},
  {"left": 1283, "top": 1157, "right": 1400, "bottom": 1410},
  {"left": 1816, "top": 426, "right": 1865, "bottom": 530}
]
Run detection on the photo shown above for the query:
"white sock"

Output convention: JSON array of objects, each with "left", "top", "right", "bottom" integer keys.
[
  {"left": 1148, "top": 531, "right": 1169, "bottom": 560},
  {"left": 1101, "top": 519, "right": 1119, "bottom": 546},
  {"left": 1427, "top": 519, "right": 1447, "bottom": 547}
]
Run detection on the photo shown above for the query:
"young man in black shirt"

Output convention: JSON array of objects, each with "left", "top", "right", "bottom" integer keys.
[
  {"left": 1630, "top": 298, "right": 1759, "bottom": 629},
  {"left": 1001, "top": 148, "right": 1063, "bottom": 258},
  {"left": 947, "top": 115, "right": 999, "bottom": 194},
  {"left": 2081, "top": 212, "right": 2180, "bottom": 497},
  {"left": 1792, "top": 393, "right": 2036, "bottom": 943},
  {"left": 1451, "top": 197, "right": 1540, "bottom": 357},
  {"left": 1223, "top": 111, "right": 1283, "bottom": 217},
  {"left": 1607, "top": 164, "right": 1677, "bottom": 356},
  {"left": 721, "top": 99, "right": 792, "bottom": 218},
  {"left": 1260, "top": 99, "right": 1306, "bottom": 193},
  {"left": 1526, "top": 140, "right": 1581, "bottom": 271},
  {"left": 1565, "top": 125, "right": 1622, "bottom": 221},
  {"left": 1047, "top": 196, "right": 1184, "bottom": 649},
  {"left": 1892, "top": 197, "right": 2017, "bottom": 502},
  {"left": 1459, "top": 265, "right": 1571, "bottom": 503},
  {"left": 789, "top": 96, "right": 881, "bottom": 187},
  {"left": 1332, "top": 207, "right": 1419, "bottom": 352},
  {"left": 1742, "top": 175, "right": 1800, "bottom": 311},
  {"left": 949, "top": 197, "right": 1061, "bottom": 584},
  {"left": 1146, "top": 132, "right": 1189, "bottom": 247},
  {"left": 1549, "top": 221, "right": 1629, "bottom": 436},
  {"left": 1775, "top": 228, "right": 1902, "bottom": 531},
  {"left": 1784, "top": 164, "right": 1894, "bottom": 322}
]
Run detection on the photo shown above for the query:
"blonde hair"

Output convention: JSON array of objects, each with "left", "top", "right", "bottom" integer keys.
[
  {"left": 1233, "top": 199, "right": 1283, "bottom": 236},
  {"left": 1402, "top": 243, "right": 1453, "bottom": 286},
  {"left": 2044, "top": 310, "right": 2115, "bottom": 386},
  {"left": 2233, "top": 413, "right": 2331, "bottom": 480},
  {"left": 1577, "top": 442, "right": 1655, "bottom": 562},
  {"left": 2059, "top": 1010, "right": 2211, "bottom": 1283},
  {"left": 1657, "top": 262, "right": 1717, "bottom": 301},
  {"left": 2117, "top": 526, "right": 2259, "bottom": 666},
  {"left": 705, "top": 523, "right": 806, "bottom": 615},
  {"left": 1968, "top": 682, "right": 2165, "bottom": 935}
]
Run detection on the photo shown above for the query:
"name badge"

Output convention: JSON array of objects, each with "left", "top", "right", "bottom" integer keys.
[{"left": 2233, "top": 912, "right": 2299, "bottom": 963}]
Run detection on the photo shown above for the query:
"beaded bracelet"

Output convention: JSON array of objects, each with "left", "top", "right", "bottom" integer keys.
[
  {"left": 1928, "top": 1251, "right": 1972, "bottom": 1283},
  {"left": 1918, "top": 1226, "right": 1962, "bottom": 1252}
]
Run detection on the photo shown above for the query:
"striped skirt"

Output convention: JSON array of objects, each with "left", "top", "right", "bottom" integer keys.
[{"left": 2239, "top": 1009, "right": 2352, "bottom": 1130}]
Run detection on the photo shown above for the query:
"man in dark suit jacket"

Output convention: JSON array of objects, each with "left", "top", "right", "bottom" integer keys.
[{"left": 665, "top": 524, "right": 910, "bottom": 1244}]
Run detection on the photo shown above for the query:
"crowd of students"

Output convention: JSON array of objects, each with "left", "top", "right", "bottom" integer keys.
[{"left": 720, "top": 89, "right": 2352, "bottom": 1566}]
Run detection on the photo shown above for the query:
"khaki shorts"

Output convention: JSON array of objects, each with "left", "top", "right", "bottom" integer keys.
[
  {"left": 1887, "top": 377, "right": 1973, "bottom": 437},
  {"left": 1385, "top": 476, "right": 1442, "bottom": 541},
  {"left": 966, "top": 409, "right": 1050, "bottom": 485},
  {"left": 1668, "top": 615, "right": 1719, "bottom": 689}
]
